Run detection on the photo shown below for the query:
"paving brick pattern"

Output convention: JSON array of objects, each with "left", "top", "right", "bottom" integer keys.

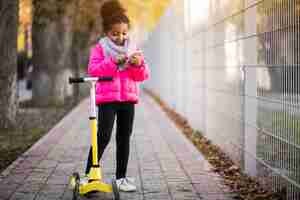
[{"left": 0, "top": 92, "right": 236, "bottom": 200}]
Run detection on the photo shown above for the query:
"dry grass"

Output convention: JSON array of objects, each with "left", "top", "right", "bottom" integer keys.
[{"left": 0, "top": 104, "right": 73, "bottom": 172}]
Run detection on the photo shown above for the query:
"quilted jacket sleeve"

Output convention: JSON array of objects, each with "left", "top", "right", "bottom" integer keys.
[
  {"left": 127, "top": 54, "right": 150, "bottom": 82},
  {"left": 88, "top": 44, "right": 117, "bottom": 77}
]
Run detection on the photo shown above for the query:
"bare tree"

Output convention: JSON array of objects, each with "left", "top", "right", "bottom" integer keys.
[{"left": 0, "top": 0, "right": 18, "bottom": 128}]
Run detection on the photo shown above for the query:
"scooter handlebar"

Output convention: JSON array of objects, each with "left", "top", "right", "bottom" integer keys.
[
  {"left": 69, "top": 77, "right": 84, "bottom": 83},
  {"left": 69, "top": 77, "right": 113, "bottom": 84},
  {"left": 97, "top": 77, "right": 113, "bottom": 82}
]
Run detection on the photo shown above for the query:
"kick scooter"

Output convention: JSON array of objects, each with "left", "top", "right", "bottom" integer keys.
[{"left": 68, "top": 76, "right": 120, "bottom": 200}]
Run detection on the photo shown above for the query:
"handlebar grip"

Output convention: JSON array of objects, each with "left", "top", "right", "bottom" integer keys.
[
  {"left": 98, "top": 77, "right": 113, "bottom": 81},
  {"left": 69, "top": 77, "right": 113, "bottom": 84},
  {"left": 69, "top": 77, "right": 84, "bottom": 84}
]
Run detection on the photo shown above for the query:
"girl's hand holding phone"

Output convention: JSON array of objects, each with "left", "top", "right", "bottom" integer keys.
[
  {"left": 129, "top": 52, "right": 142, "bottom": 66},
  {"left": 115, "top": 54, "right": 127, "bottom": 65}
]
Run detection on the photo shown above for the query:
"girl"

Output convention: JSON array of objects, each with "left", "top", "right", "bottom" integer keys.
[{"left": 84, "top": 0, "right": 150, "bottom": 192}]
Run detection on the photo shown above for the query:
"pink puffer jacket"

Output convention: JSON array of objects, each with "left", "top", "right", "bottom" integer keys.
[{"left": 88, "top": 43, "right": 150, "bottom": 105}]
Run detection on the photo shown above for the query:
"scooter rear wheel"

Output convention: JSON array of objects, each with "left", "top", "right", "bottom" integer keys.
[
  {"left": 72, "top": 172, "right": 80, "bottom": 200},
  {"left": 112, "top": 179, "right": 120, "bottom": 200}
]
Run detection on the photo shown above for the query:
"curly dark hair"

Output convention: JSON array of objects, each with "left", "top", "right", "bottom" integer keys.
[{"left": 101, "top": 0, "right": 131, "bottom": 33}]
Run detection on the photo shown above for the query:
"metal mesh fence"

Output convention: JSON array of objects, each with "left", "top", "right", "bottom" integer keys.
[{"left": 143, "top": 0, "right": 299, "bottom": 199}]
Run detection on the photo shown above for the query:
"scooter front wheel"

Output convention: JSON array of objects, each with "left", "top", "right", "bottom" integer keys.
[
  {"left": 72, "top": 172, "right": 80, "bottom": 200},
  {"left": 112, "top": 179, "right": 120, "bottom": 200}
]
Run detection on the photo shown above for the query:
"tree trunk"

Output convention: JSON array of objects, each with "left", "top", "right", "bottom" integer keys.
[
  {"left": 0, "top": 0, "right": 18, "bottom": 128},
  {"left": 69, "top": 0, "right": 87, "bottom": 105},
  {"left": 70, "top": 31, "right": 91, "bottom": 105},
  {"left": 31, "top": 1, "right": 75, "bottom": 106}
]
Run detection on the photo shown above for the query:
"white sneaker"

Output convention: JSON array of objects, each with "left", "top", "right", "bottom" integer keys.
[
  {"left": 116, "top": 178, "right": 137, "bottom": 192},
  {"left": 125, "top": 177, "right": 135, "bottom": 184},
  {"left": 80, "top": 175, "right": 89, "bottom": 185}
]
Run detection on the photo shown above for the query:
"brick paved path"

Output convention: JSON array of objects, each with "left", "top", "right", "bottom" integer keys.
[{"left": 0, "top": 92, "right": 235, "bottom": 200}]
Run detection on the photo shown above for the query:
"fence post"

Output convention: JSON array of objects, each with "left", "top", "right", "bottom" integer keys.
[
  {"left": 243, "top": 0, "right": 258, "bottom": 176},
  {"left": 243, "top": 65, "right": 258, "bottom": 177}
]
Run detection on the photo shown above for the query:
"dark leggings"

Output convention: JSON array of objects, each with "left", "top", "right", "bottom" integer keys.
[{"left": 85, "top": 102, "right": 135, "bottom": 179}]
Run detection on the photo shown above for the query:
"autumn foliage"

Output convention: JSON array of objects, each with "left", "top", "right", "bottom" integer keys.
[{"left": 19, "top": 0, "right": 171, "bottom": 33}]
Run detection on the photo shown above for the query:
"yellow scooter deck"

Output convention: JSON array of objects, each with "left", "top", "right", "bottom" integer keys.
[
  {"left": 79, "top": 166, "right": 113, "bottom": 195},
  {"left": 80, "top": 180, "right": 112, "bottom": 195}
]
